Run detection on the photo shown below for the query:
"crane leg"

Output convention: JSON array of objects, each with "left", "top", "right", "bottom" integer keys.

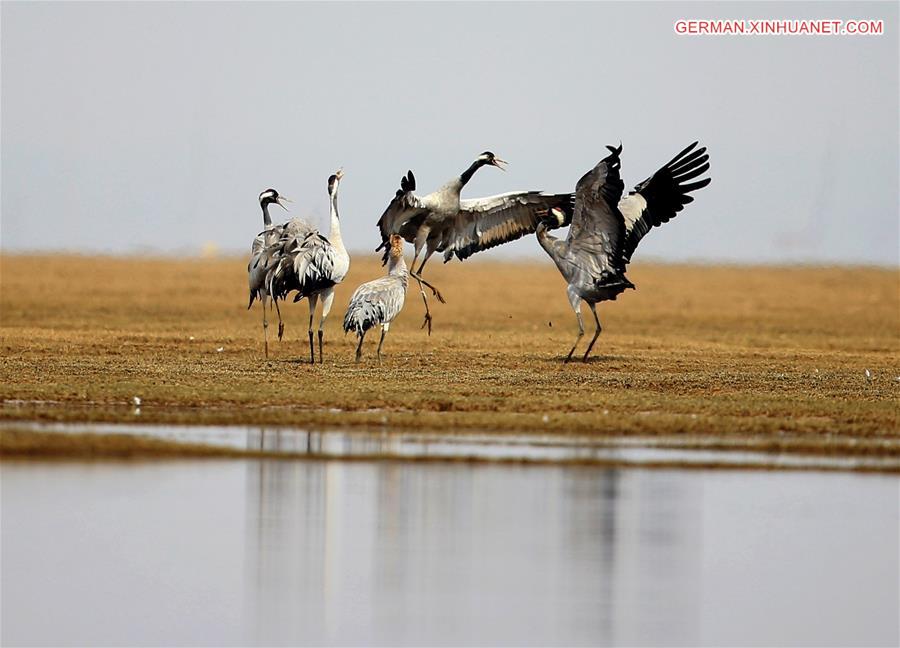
[
  {"left": 413, "top": 254, "right": 445, "bottom": 302},
  {"left": 274, "top": 298, "right": 285, "bottom": 341},
  {"left": 377, "top": 323, "right": 389, "bottom": 362},
  {"left": 261, "top": 294, "right": 270, "bottom": 359},
  {"left": 307, "top": 294, "right": 319, "bottom": 364},
  {"left": 318, "top": 288, "right": 335, "bottom": 364},
  {"left": 565, "top": 310, "right": 585, "bottom": 363},
  {"left": 411, "top": 252, "right": 444, "bottom": 335},
  {"left": 355, "top": 330, "right": 367, "bottom": 363},
  {"left": 414, "top": 276, "right": 432, "bottom": 335},
  {"left": 409, "top": 271, "right": 444, "bottom": 304},
  {"left": 409, "top": 248, "right": 432, "bottom": 335},
  {"left": 582, "top": 303, "right": 602, "bottom": 362}
]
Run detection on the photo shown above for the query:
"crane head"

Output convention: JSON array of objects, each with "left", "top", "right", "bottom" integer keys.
[
  {"left": 478, "top": 151, "right": 507, "bottom": 171},
  {"left": 259, "top": 188, "right": 290, "bottom": 211},
  {"left": 327, "top": 169, "right": 343, "bottom": 197},
  {"left": 388, "top": 234, "right": 404, "bottom": 259}
]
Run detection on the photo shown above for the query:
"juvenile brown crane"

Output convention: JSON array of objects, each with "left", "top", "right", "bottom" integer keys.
[{"left": 343, "top": 235, "right": 409, "bottom": 363}]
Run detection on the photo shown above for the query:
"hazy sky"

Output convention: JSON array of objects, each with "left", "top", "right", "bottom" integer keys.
[{"left": 2, "top": 1, "right": 898, "bottom": 265}]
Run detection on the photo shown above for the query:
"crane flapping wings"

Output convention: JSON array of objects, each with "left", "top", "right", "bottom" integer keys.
[
  {"left": 375, "top": 170, "right": 427, "bottom": 263},
  {"left": 618, "top": 141, "right": 710, "bottom": 264},
  {"left": 441, "top": 192, "right": 576, "bottom": 262},
  {"left": 565, "top": 144, "right": 627, "bottom": 277}
]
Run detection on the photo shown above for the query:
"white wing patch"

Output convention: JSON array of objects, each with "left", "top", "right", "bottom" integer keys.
[{"left": 618, "top": 193, "right": 647, "bottom": 235}]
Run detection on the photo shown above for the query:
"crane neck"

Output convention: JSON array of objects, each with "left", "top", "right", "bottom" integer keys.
[
  {"left": 387, "top": 254, "right": 408, "bottom": 278},
  {"left": 261, "top": 201, "right": 272, "bottom": 227},
  {"left": 327, "top": 189, "right": 344, "bottom": 248},
  {"left": 459, "top": 158, "right": 489, "bottom": 188},
  {"left": 535, "top": 223, "right": 557, "bottom": 256}
]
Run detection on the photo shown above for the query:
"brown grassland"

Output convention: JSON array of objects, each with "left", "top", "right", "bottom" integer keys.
[{"left": 1, "top": 253, "right": 898, "bottom": 458}]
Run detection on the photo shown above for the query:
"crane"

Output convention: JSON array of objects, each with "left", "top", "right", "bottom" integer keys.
[
  {"left": 343, "top": 234, "right": 409, "bottom": 363},
  {"left": 247, "top": 188, "right": 293, "bottom": 358},
  {"left": 537, "top": 142, "right": 711, "bottom": 362},
  {"left": 264, "top": 171, "right": 350, "bottom": 363},
  {"left": 376, "top": 152, "right": 574, "bottom": 333}
]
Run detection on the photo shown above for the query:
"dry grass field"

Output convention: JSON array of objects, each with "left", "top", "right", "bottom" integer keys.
[{"left": 1, "top": 253, "right": 898, "bottom": 457}]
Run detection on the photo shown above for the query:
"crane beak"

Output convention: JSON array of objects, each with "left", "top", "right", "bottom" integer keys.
[
  {"left": 276, "top": 196, "right": 291, "bottom": 211},
  {"left": 493, "top": 157, "right": 508, "bottom": 171},
  {"left": 335, "top": 168, "right": 344, "bottom": 181}
]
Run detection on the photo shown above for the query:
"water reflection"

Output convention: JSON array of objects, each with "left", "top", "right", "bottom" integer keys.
[
  {"left": 243, "top": 434, "right": 706, "bottom": 645},
  {"left": 2, "top": 455, "right": 896, "bottom": 646},
  {"left": 9, "top": 420, "right": 899, "bottom": 470}
]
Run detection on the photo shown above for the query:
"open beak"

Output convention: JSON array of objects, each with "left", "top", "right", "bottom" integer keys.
[
  {"left": 492, "top": 157, "right": 508, "bottom": 171},
  {"left": 335, "top": 168, "right": 344, "bottom": 181},
  {"left": 276, "top": 196, "right": 291, "bottom": 211}
]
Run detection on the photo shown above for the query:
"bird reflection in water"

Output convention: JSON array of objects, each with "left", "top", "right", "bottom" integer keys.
[{"left": 241, "top": 440, "right": 700, "bottom": 645}]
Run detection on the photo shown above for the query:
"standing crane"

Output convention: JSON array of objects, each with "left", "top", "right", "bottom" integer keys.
[
  {"left": 343, "top": 234, "right": 409, "bottom": 363},
  {"left": 247, "top": 188, "right": 293, "bottom": 358},
  {"left": 537, "top": 142, "right": 711, "bottom": 362},
  {"left": 376, "top": 152, "right": 574, "bottom": 333},
  {"left": 263, "top": 170, "right": 350, "bottom": 363}
]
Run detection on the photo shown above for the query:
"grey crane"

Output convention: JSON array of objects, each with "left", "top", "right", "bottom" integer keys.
[
  {"left": 247, "top": 188, "right": 293, "bottom": 358},
  {"left": 537, "top": 142, "right": 711, "bottom": 362},
  {"left": 263, "top": 170, "right": 350, "bottom": 363},
  {"left": 343, "top": 234, "right": 409, "bottom": 363},
  {"left": 376, "top": 152, "right": 575, "bottom": 333}
]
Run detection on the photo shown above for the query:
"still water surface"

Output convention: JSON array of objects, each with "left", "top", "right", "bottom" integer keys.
[
  {"left": 2, "top": 458, "right": 898, "bottom": 646},
  {"left": 8, "top": 421, "right": 900, "bottom": 470}
]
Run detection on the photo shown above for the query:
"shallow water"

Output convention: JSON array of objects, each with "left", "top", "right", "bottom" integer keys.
[
  {"left": 7, "top": 421, "right": 900, "bottom": 470},
  {"left": 2, "top": 457, "right": 897, "bottom": 646}
]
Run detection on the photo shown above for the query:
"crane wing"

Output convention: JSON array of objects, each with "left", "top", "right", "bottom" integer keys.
[
  {"left": 441, "top": 192, "right": 576, "bottom": 262},
  {"left": 264, "top": 224, "right": 339, "bottom": 302},
  {"left": 343, "top": 275, "right": 407, "bottom": 334},
  {"left": 375, "top": 170, "right": 428, "bottom": 262},
  {"left": 618, "top": 141, "right": 711, "bottom": 264},
  {"left": 566, "top": 144, "right": 627, "bottom": 275},
  {"left": 247, "top": 218, "right": 316, "bottom": 306}
]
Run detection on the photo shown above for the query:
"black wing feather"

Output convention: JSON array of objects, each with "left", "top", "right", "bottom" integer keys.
[{"left": 620, "top": 141, "right": 711, "bottom": 263}]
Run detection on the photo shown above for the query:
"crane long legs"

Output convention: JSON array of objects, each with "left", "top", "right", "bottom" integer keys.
[
  {"left": 298, "top": 289, "right": 335, "bottom": 364},
  {"left": 274, "top": 298, "right": 285, "bottom": 341},
  {"left": 565, "top": 298, "right": 602, "bottom": 363},
  {"left": 355, "top": 330, "right": 366, "bottom": 363},
  {"left": 408, "top": 251, "right": 445, "bottom": 335},
  {"left": 565, "top": 310, "right": 585, "bottom": 363},
  {"left": 317, "top": 288, "right": 335, "bottom": 364},
  {"left": 355, "top": 323, "right": 390, "bottom": 364},
  {"left": 582, "top": 303, "right": 602, "bottom": 362},
  {"left": 306, "top": 294, "right": 319, "bottom": 364},
  {"left": 260, "top": 292, "right": 284, "bottom": 359},
  {"left": 376, "top": 323, "right": 390, "bottom": 360},
  {"left": 261, "top": 294, "right": 270, "bottom": 359}
]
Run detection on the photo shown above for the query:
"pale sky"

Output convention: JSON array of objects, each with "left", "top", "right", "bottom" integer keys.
[{"left": 2, "top": 1, "right": 898, "bottom": 265}]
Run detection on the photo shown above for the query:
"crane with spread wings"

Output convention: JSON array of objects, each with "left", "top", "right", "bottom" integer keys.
[
  {"left": 536, "top": 142, "right": 711, "bottom": 362},
  {"left": 376, "top": 152, "right": 575, "bottom": 333}
]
